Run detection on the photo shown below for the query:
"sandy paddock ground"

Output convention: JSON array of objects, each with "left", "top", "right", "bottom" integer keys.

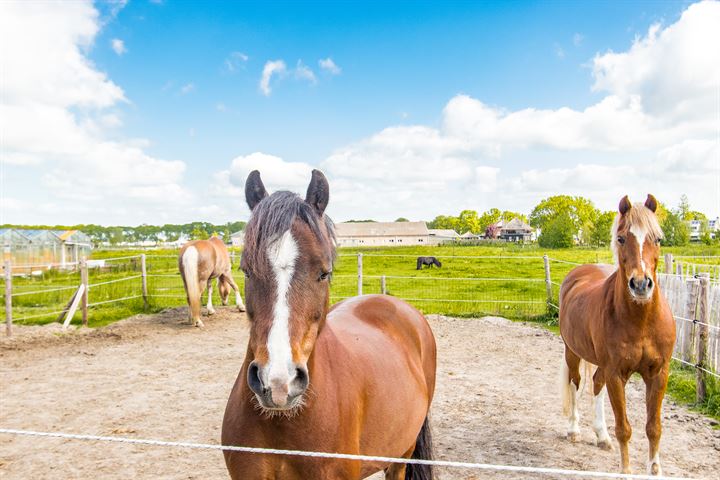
[{"left": 1, "top": 307, "right": 719, "bottom": 479}]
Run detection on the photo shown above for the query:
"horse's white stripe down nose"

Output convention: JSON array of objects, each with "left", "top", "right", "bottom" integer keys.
[
  {"left": 265, "top": 230, "right": 298, "bottom": 393},
  {"left": 630, "top": 223, "right": 647, "bottom": 273}
]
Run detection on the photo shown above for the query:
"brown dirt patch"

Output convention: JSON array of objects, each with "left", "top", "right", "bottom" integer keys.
[{"left": 0, "top": 310, "right": 718, "bottom": 479}]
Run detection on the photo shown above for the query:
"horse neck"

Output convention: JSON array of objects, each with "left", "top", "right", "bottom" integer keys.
[{"left": 612, "top": 264, "right": 661, "bottom": 321}]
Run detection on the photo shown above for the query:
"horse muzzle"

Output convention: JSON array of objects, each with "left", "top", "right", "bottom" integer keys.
[
  {"left": 628, "top": 275, "right": 654, "bottom": 301},
  {"left": 247, "top": 360, "right": 309, "bottom": 410}
]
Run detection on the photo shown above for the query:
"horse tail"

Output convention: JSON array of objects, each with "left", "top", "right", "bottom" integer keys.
[
  {"left": 405, "top": 416, "right": 434, "bottom": 480},
  {"left": 182, "top": 246, "right": 201, "bottom": 321}
]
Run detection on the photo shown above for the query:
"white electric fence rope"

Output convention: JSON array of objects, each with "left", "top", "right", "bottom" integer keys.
[
  {"left": 0, "top": 428, "right": 695, "bottom": 480},
  {"left": 10, "top": 284, "right": 79, "bottom": 297},
  {"left": 88, "top": 275, "right": 143, "bottom": 287},
  {"left": 673, "top": 316, "right": 720, "bottom": 332},
  {"left": 671, "top": 356, "right": 720, "bottom": 379}
]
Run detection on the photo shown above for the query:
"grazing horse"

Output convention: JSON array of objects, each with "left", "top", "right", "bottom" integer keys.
[
  {"left": 179, "top": 236, "right": 245, "bottom": 327},
  {"left": 222, "top": 170, "right": 437, "bottom": 480},
  {"left": 559, "top": 194, "right": 675, "bottom": 476},
  {"left": 416, "top": 256, "right": 442, "bottom": 270}
]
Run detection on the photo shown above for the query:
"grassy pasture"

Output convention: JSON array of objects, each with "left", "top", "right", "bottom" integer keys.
[{"left": 2, "top": 241, "right": 719, "bottom": 419}]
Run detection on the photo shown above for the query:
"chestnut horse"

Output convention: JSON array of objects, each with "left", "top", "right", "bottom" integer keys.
[
  {"left": 559, "top": 194, "right": 675, "bottom": 476},
  {"left": 179, "top": 236, "right": 245, "bottom": 327},
  {"left": 222, "top": 170, "right": 437, "bottom": 479}
]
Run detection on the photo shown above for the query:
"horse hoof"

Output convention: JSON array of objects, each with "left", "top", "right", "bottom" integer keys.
[
  {"left": 195, "top": 320, "right": 205, "bottom": 328},
  {"left": 237, "top": 306, "right": 246, "bottom": 312},
  {"left": 597, "top": 439, "right": 614, "bottom": 451},
  {"left": 567, "top": 432, "right": 580, "bottom": 443},
  {"left": 207, "top": 309, "right": 216, "bottom": 316},
  {"left": 649, "top": 463, "right": 661, "bottom": 476}
]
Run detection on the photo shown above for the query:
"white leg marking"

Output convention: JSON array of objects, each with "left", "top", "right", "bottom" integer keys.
[
  {"left": 266, "top": 230, "right": 298, "bottom": 405},
  {"left": 207, "top": 283, "right": 215, "bottom": 315},
  {"left": 648, "top": 452, "right": 661, "bottom": 476},
  {"left": 568, "top": 382, "right": 580, "bottom": 441},
  {"left": 593, "top": 387, "right": 613, "bottom": 450},
  {"left": 235, "top": 290, "right": 245, "bottom": 311}
]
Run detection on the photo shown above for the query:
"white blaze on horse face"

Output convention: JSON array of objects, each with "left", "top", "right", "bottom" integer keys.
[
  {"left": 265, "top": 230, "right": 299, "bottom": 400},
  {"left": 629, "top": 223, "right": 648, "bottom": 273}
]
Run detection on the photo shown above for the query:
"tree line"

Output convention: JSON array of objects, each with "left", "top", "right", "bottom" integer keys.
[
  {"left": 1, "top": 221, "right": 247, "bottom": 245},
  {"left": 427, "top": 194, "right": 714, "bottom": 248},
  {"left": 4, "top": 194, "right": 714, "bottom": 249}
]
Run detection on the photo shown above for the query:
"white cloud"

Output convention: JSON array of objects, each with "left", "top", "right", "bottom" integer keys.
[
  {"left": 0, "top": 0, "right": 194, "bottom": 225},
  {"left": 111, "top": 38, "right": 126, "bottom": 55},
  {"left": 259, "top": 60, "right": 287, "bottom": 96},
  {"left": 225, "top": 51, "right": 249, "bottom": 72},
  {"left": 295, "top": 60, "right": 317, "bottom": 84},
  {"left": 180, "top": 82, "right": 195, "bottom": 94},
  {"left": 319, "top": 57, "right": 341, "bottom": 75}
]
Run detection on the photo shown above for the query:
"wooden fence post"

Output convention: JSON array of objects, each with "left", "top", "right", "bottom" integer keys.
[
  {"left": 141, "top": 254, "right": 149, "bottom": 310},
  {"left": 681, "top": 277, "right": 699, "bottom": 362},
  {"left": 696, "top": 273, "right": 710, "bottom": 404},
  {"left": 357, "top": 253, "right": 363, "bottom": 296},
  {"left": 543, "top": 255, "right": 553, "bottom": 307},
  {"left": 4, "top": 260, "right": 12, "bottom": 337},
  {"left": 80, "top": 257, "right": 88, "bottom": 327},
  {"left": 381, "top": 275, "right": 386, "bottom": 295},
  {"left": 664, "top": 253, "right": 673, "bottom": 275}
]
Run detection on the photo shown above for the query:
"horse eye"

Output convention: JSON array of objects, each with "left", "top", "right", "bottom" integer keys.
[
  {"left": 617, "top": 236, "right": 625, "bottom": 245},
  {"left": 319, "top": 271, "right": 331, "bottom": 281}
]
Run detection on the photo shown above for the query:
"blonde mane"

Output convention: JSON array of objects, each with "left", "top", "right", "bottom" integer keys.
[{"left": 611, "top": 202, "right": 663, "bottom": 262}]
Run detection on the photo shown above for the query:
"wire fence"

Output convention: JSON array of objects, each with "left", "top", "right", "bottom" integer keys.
[
  {"left": 2, "top": 251, "right": 718, "bottom": 386},
  {"left": 0, "top": 428, "right": 697, "bottom": 480}
]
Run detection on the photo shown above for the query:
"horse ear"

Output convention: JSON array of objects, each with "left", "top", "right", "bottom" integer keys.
[
  {"left": 245, "top": 170, "right": 268, "bottom": 211},
  {"left": 644, "top": 194, "right": 658, "bottom": 213},
  {"left": 618, "top": 195, "right": 632, "bottom": 215},
  {"left": 305, "top": 169, "right": 329, "bottom": 215}
]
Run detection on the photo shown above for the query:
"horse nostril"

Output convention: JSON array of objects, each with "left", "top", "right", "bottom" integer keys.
[
  {"left": 247, "top": 361, "right": 265, "bottom": 395},
  {"left": 646, "top": 277, "right": 653, "bottom": 289},
  {"left": 292, "top": 366, "right": 309, "bottom": 393},
  {"left": 629, "top": 278, "right": 636, "bottom": 290}
]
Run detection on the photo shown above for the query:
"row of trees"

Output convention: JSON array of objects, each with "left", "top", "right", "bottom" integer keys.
[
  {"left": 2, "top": 221, "right": 247, "bottom": 245},
  {"left": 426, "top": 194, "right": 714, "bottom": 248}
]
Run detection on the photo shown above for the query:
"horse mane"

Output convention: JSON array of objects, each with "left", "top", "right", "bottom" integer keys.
[
  {"left": 611, "top": 202, "right": 663, "bottom": 262},
  {"left": 243, "top": 191, "right": 336, "bottom": 278}
]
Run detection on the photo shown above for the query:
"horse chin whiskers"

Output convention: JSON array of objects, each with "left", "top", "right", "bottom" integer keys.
[{"left": 251, "top": 393, "right": 307, "bottom": 420}]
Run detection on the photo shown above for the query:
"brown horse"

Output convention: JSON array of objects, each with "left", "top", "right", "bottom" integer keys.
[
  {"left": 179, "top": 236, "right": 245, "bottom": 327},
  {"left": 559, "top": 194, "right": 675, "bottom": 476},
  {"left": 222, "top": 170, "right": 437, "bottom": 479}
]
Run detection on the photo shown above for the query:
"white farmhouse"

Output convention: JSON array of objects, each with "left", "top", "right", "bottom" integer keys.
[{"left": 335, "top": 222, "right": 430, "bottom": 247}]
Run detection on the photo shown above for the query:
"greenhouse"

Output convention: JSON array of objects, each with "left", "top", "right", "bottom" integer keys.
[{"left": 1, "top": 229, "right": 92, "bottom": 270}]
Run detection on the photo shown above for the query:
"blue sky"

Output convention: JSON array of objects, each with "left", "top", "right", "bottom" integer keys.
[{"left": 1, "top": 0, "right": 717, "bottom": 225}]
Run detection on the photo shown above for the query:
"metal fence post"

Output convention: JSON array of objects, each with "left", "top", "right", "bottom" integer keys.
[
  {"left": 664, "top": 253, "right": 673, "bottom": 275},
  {"left": 357, "top": 253, "right": 363, "bottom": 296},
  {"left": 80, "top": 257, "right": 88, "bottom": 327},
  {"left": 543, "top": 255, "right": 552, "bottom": 307},
  {"left": 381, "top": 275, "right": 386, "bottom": 295},
  {"left": 696, "top": 273, "right": 710, "bottom": 404},
  {"left": 141, "top": 254, "right": 149, "bottom": 310},
  {"left": 4, "top": 260, "right": 12, "bottom": 337}
]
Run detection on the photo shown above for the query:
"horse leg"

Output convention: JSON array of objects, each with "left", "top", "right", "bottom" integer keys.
[
  {"left": 592, "top": 368, "right": 613, "bottom": 451},
  {"left": 384, "top": 447, "right": 412, "bottom": 480},
  {"left": 416, "top": 258, "right": 422, "bottom": 270},
  {"left": 224, "top": 271, "right": 246, "bottom": 312},
  {"left": 206, "top": 278, "right": 216, "bottom": 316},
  {"left": 644, "top": 367, "right": 669, "bottom": 476},
  {"left": 561, "top": 346, "right": 582, "bottom": 442},
  {"left": 606, "top": 374, "right": 632, "bottom": 474}
]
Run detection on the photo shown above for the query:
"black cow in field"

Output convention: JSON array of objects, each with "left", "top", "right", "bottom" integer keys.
[{"left": 416, "top": 256, "right": 442, "bottom": 270}]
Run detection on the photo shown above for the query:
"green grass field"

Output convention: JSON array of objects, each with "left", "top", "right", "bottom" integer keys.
[{"left": 3, "top": 242, "right": 719, "bottom": 419}]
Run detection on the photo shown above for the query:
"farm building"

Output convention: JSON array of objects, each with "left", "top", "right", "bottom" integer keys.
[
  {"left": 499, "top": 218, "right": 535, "bottom": 242},
  {"left": 335, "top": 221, "right": 430, "bottom": 247},
  {"left": 428, "top": 229, "right": 460, "bottom": 245},
  {"left": 230, "top": 230, "right": 245, "bottom": 247},
  {"left": 1, "top": 229, "right": 92, "bottom": 269},
  {"left": 459, "top": 231, "right": 480, "bottom": 241}
]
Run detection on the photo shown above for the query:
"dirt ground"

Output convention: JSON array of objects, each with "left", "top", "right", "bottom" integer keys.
[{"left": 1, "top": 308, "right": 718, "bottom": 479}]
